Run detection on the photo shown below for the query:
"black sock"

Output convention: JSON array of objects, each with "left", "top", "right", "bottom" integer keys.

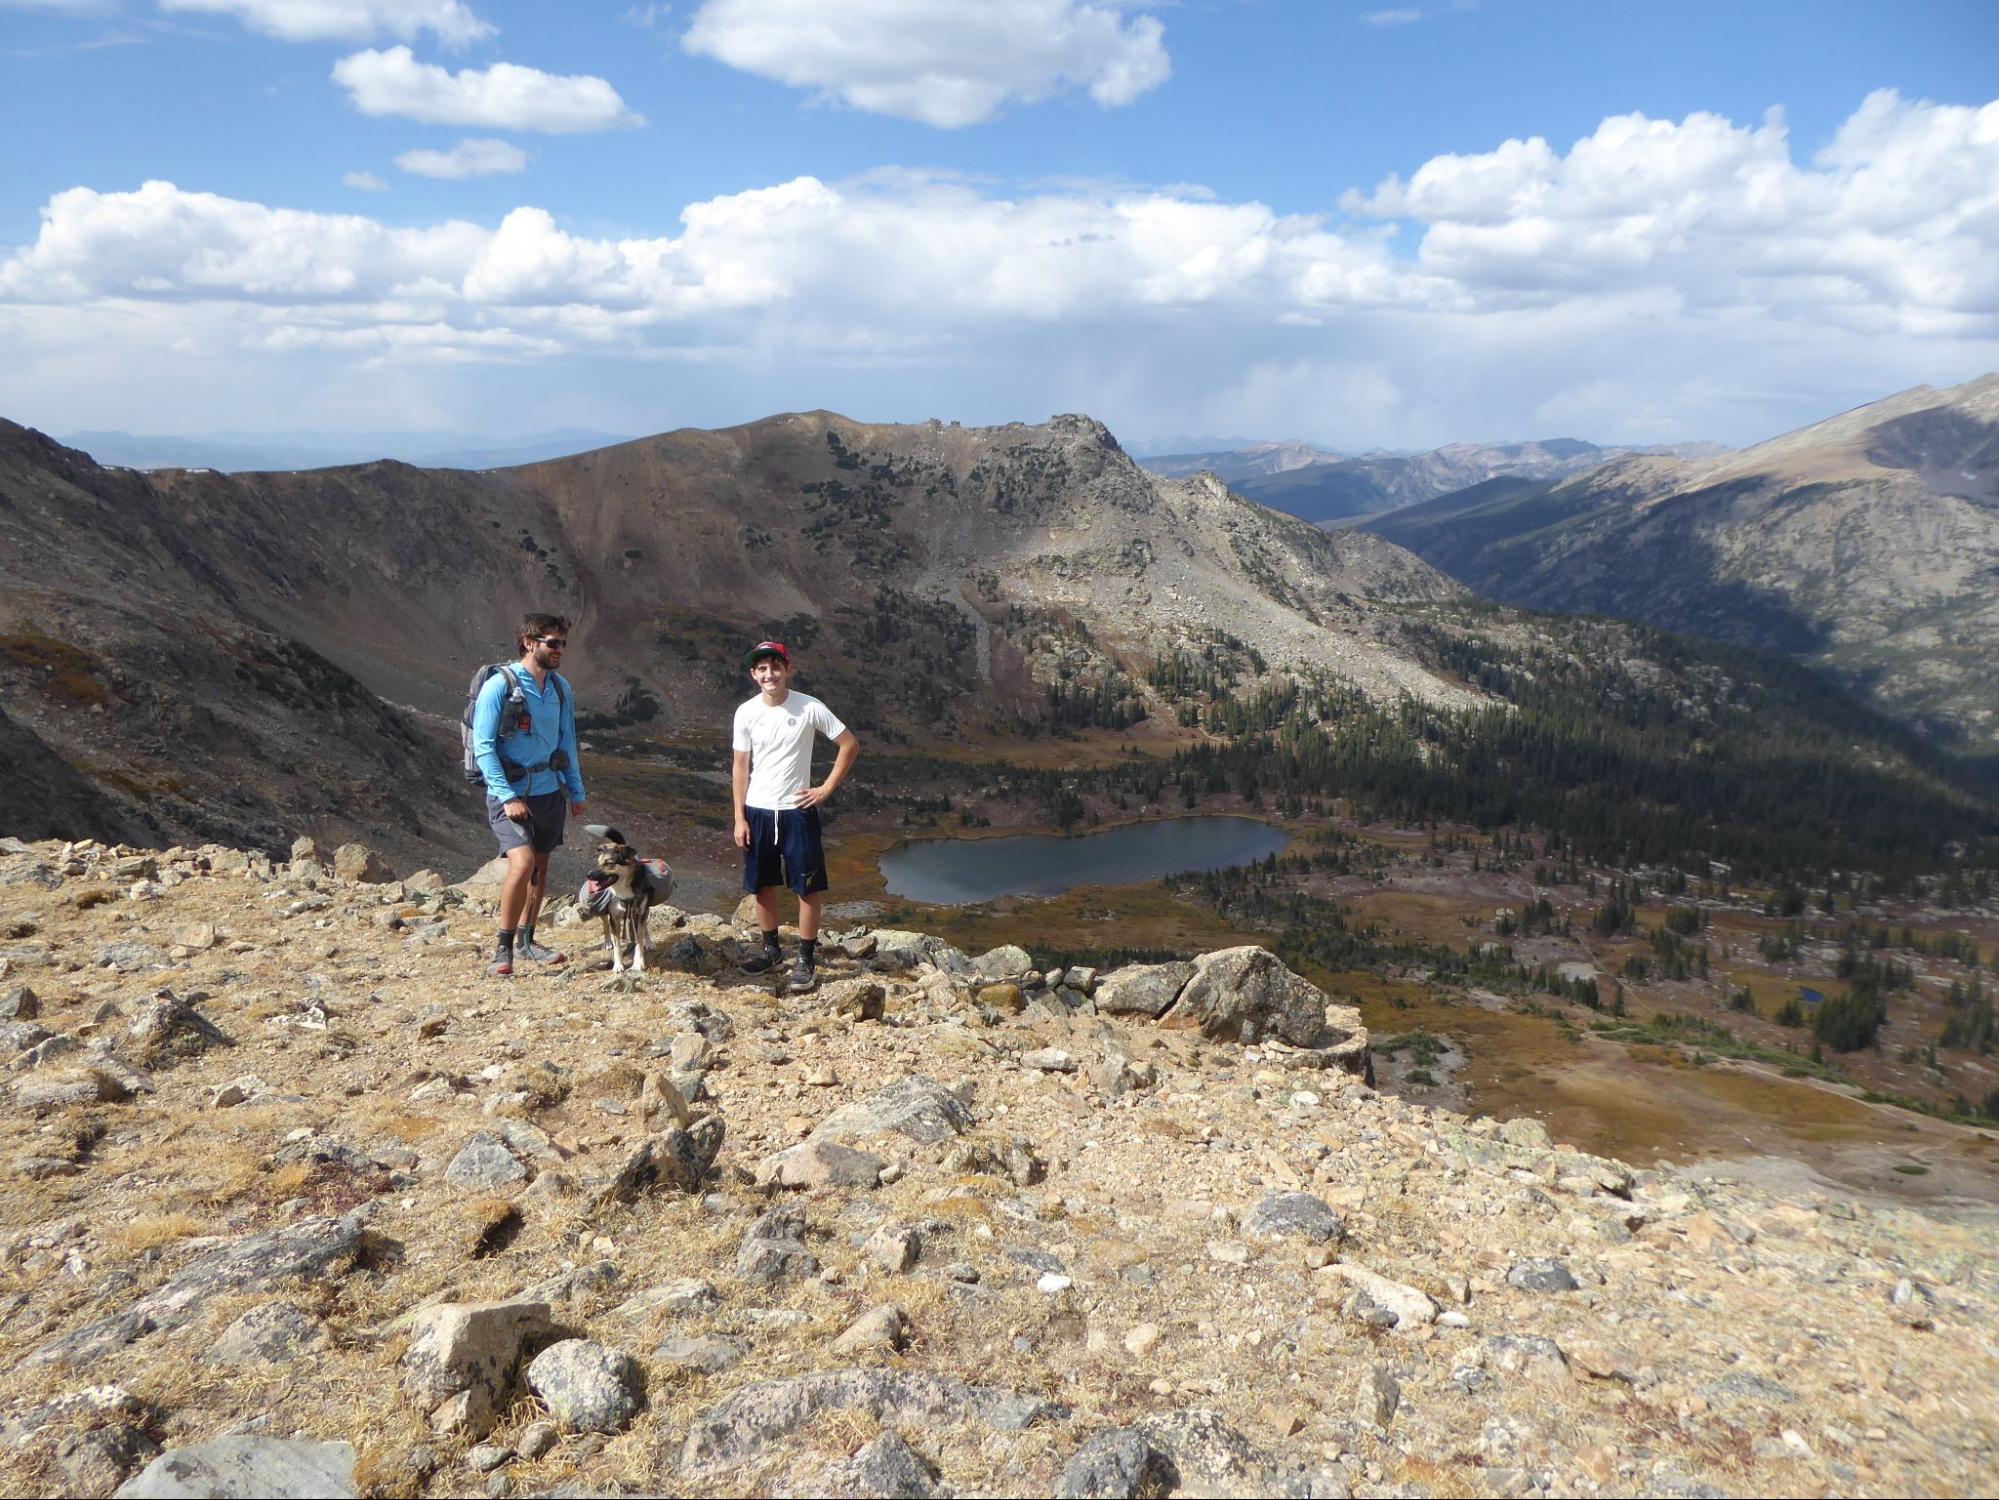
[
  {"left": 496, "top": 928, "right": 516, "bottom": 956},
  {"left": 799, "top": 937, "right": 817, "bottom": 966},
  {"left": 519, "top": 923, "right": 535, "bottom": 949},
  {"left": 761, "top": 928, "right": 781, "bottom": 951}
]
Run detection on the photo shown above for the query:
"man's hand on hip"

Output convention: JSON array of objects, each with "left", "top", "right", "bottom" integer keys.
[{"left": 503, "top": 799, "right": 529, "bottom": 824}]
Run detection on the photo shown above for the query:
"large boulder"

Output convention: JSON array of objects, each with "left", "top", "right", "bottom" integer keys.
[
  {"left": 113, "top": 1438, "right": 356, "bottom": 1498},
  {"left": 682, "top": 1370, "right": 1061, "bottom": 1466},
  {"left": 332, "top": 843, "right": 396, "bottom": 883},
  {"left": 1093, "top": 962, "right": 1193, "bottom": 1019},
  {"left": 26, "top": 1214, "right": 372, "bottom": 1369},
  {"left": 812, "top": 1077, "right": 972, "bottom": 1145},
  {"left": 400, "top": 1299, "right": 554, "bottom": 1436},
  {"left": 1158, "top": 947, "right": 1328, "bottom": 1047},
  {"left": 525, "top": 1339, "right": 645, "bottom": 1433}
]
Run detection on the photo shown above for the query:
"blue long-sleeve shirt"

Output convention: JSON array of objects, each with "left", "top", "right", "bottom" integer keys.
[{"left": 471, "top": 666, "right": 585, "bottom": 804}]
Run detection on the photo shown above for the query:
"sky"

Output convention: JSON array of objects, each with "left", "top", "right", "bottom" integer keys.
[{"left": 2, "top": 0, "right": 1996, "bottom": 451}]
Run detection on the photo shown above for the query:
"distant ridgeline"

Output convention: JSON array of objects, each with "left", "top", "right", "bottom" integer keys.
[{"left": 1000, "top": 605, "right": 1998, "bottom": 893}]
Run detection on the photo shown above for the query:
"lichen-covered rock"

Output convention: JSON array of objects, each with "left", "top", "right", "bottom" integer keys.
[
  {"left": 1158, "top": 948, "right": 1327, "bottom": 1046},
  {"left": 112, "top": 1437, "right": 356, "bottom": 1498},
  {"left": 525, "top": 1339, "right": 644, "bottom": 1434},
  {"left": 400, "top": 1299, "right": 553, "bottom": 1436},
  {"left": 1241, "top": 1193, "right": 1345, "bottom": 1246},
  {"left": 1093, "top": 962, "right": 1193, "bottom": 1019},
  {"left": 812, "top": 1076, "right": 972, "bottom": 1145}
]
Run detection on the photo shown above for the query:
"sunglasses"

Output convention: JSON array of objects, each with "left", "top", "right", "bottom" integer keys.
[{"left": 536, "top": 637, "right": 569, "bottom": 649}]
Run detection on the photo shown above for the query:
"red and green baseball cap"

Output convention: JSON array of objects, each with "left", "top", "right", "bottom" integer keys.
[{"left": 744, "top": 640, "right": 791, "bottom": 668}]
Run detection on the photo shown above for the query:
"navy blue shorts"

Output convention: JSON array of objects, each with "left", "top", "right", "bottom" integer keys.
[{"left": 743, "top": 806, "right": 828, "bottom": 896}]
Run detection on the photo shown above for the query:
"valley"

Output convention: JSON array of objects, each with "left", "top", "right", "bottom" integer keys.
[{"left": 578, "top": 721, "right": 1999, "bottom": 1214}]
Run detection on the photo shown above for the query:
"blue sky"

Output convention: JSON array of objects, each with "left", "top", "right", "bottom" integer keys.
[{"left": 3, "top": 0, "right": 1996, "bottom": 449}]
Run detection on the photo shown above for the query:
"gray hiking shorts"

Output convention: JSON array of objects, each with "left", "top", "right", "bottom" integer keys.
[{"left": 487, "top": 791, "right": 567, "bottom": 855}]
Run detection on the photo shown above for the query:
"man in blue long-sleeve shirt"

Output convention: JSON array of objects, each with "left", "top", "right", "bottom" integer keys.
[{"left": 471, "top": 613, "right": 586, "bottom": 976}]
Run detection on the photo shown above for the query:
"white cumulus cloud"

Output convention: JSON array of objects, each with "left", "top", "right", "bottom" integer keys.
[
  {"left": 1341, "top": 90, "right": 1999, "bottom": 327},
  {"left": 680, "top": 0, "right": 1170, "bottom": 127},
  {"left": 332, "top": 45, "right": 642, "bottom": 132},
  {"left": 159, "top": 0, "right": 495, "bottom": 46},
  {"left": 343, "top": 169, "right": 390, "bottom": 190},
  {"left": 394, "top": 136, "right": 527, "bottom": 178},
  {"left": 2, "top": 91, "right": 1994, "bottom": 445}
]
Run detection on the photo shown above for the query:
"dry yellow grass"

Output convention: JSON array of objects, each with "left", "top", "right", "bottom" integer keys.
[{"left": 104, "top": 1213, "right": 208, "bottom": 1255}]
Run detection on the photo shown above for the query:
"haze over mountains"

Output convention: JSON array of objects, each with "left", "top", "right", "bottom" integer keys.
[
  {"left": 1364, "top": 374, "right": 1999, "bottom": 756},
  {"left": 1141, "top": 438, "right": 1728, "bottom": 523},
  {"left": 60, "top": 428, "right": 635, "bottom": 474}
]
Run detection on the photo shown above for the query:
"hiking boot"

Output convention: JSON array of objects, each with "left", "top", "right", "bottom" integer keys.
[
  {"left": 786, "top": 956, "right": 817, "bottom": 995},
  {"left": 740, "top": 945, "right": 781, "bottom": 974},
  {"left": 489, "top": 953, "right": 514, "bottom": 978},
  {"left": 516, "top": 937, "right": 566, "bottom": 965}
]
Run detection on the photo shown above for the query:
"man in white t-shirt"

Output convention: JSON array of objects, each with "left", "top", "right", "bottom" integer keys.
[{"left": 732, "top": 640, "right": 861, "bottom": 992}]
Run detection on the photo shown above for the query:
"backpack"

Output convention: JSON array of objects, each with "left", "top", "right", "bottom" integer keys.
[{"left": 460, "top": 663, "right": 568, "bottom": 787}]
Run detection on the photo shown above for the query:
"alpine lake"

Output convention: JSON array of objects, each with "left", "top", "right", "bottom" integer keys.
[{"left": 878, "top": 814, "right": 1289, "bottom": 904}]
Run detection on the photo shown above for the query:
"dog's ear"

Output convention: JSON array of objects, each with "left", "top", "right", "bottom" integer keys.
[{"left": 584, "top": 823, "right": 627, "bottom": 844}]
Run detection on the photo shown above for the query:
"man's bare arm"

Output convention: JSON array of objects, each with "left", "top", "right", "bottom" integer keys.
[
  {"left": 732, "top": 749, "right": 753, "bottom": 849},
  {"left": 797, "top": 730, "right": 860, "bottom": 809}
]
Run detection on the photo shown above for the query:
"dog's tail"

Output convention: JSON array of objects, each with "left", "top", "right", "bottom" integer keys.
[{"left": 583, "top": 823, "right": 628, "bottom": 844}]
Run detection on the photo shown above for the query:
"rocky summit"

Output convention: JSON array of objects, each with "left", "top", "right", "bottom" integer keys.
[{"left": 0, "top": 835, "right": 1994, "bottom": 1499}]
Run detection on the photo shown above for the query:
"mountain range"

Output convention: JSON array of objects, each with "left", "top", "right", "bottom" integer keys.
[
  {"left": 0, "top": 411, "right": 1470, "bottom": 862},
  {"left": 1363, "top": 373, "right": 1999, "bottom": 756},
  {"left": 5, "top": 380, "right": 1991, "bottom": 869},
  {"left": 1142, "top": 438, "right": 1728, "bottom": 523},
  {"left": 57, "top": 428, "right": 634, "bottom": 474}
]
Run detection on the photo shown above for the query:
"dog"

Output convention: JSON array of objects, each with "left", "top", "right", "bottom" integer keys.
[{"left": 579, "top": 824, "right": 673, "bottom": 976}]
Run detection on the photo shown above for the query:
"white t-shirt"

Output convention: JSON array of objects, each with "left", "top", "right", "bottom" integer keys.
[{"left": 733, "top": 691, "right": 847, "bottom": 811}]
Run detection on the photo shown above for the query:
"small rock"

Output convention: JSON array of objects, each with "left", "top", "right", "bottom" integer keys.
[
  {"left": 524, "top": 1339, "right": 645, "bottom": 1434},
  {"left": 516, "top": 1422, "right": 558, "bottom": 1460},
  {"left": 822, "top": 1430, "right": 944, "bottom": 1499},
  {"left": 1241, "top": 1192, "right": 1345, "bottom": 1246},
  {"left": 1506, "top": 1258, "right": 1579, "bottom": 1294},
  {"left": 0, "top": 984, "right": 38, "bottom": 1020},
  {"left": 1316, "top": 1263, "right": 1437, "bottom": 1328},
  {"left": 208, "top": 1304, "right": 325, "bottom": 1366},
  {"left": 823, "top": 977, "right": 887, "bottom": 1022},
  {"left": 445, "top": 1133, "right": 530, "bottom": 1192},
  {"left": 1024, "top": 1048, "right": 1079, "bottom": 1073},
  {"left": 866, "top": 1222, "right": 922, "bottom": 1274},
  {"left": 737, "top": 1207, "right": 818, "bottom": 1284},
  {"left": 758, "top": 1139, "right": 884, "bottom": 1191},
  {"left": 616, "top": 1278, "right": 719, "bottom": 1320},
  {"left": 1053, "top": 1428, "right": 1177, "bottom": 1500},
  {"left": 833, "top": 1303, "right": 910, "bottom": 1355},
  {"left": 977, "top": 982, "right": 1026, "bottom": 1015},
  {"left": 653, "top": 1334, "right": 749, "bottom": 1375},
  {"left": 1354, "top": 1364, "right": 1400, "bottom": 1428},
  {"left": 1123, "top": 1323, "right": 1161, "bottom": 1357},
  {"left": 333, "top": 843, "right": 397, "bottom": 884},
  {"left": 465, "top": 1444, "right": 513, "bottom": 1474},
  {"left": 14, "top": 1067, "right": 130, "bottom": 1115},
  {"left": 1037, "top": 1272, "right": 1073, "bottom": 1295}
]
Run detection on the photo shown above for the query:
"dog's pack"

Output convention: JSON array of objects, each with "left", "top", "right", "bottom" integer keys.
[{"left": 577, "top": 824, "right": 673, "bottom": 975}]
